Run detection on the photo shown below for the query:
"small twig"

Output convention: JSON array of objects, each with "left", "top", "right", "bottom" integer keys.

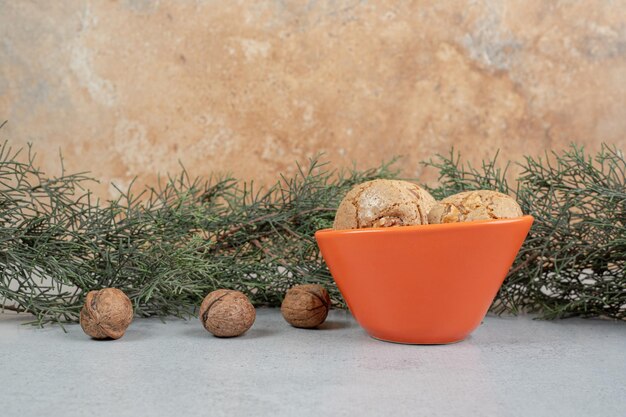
[
  {"left": 1, "top": 304, "right": 27, "bottom": 313},
  {"left": 250, "top": 238, "right": 308, "bottom": 277},
  {"left": 219, "top": 207, "right": 335, "bottom": 240},
  {"left": 507, "top": 253, "right": 540, "bottom": 277}
]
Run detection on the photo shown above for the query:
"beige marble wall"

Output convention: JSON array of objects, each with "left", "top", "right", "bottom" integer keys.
[{"left": 1, "top": 0, "right": 625, "bottom": 198}]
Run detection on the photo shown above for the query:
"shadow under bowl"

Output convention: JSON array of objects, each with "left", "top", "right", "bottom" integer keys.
[{"left": 315, "top": 215, "right": 533, "bottom": 344}]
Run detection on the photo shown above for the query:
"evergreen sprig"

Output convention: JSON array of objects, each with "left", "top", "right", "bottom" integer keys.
[
  {"left": 425, "top": 144, "right": 625, "bottom": 319},
  {"left": 0, "top": 138, "right": 397, "bottom": 325},
  {"left": 1, "top": 134, "right": 624, "bottom": 325}
]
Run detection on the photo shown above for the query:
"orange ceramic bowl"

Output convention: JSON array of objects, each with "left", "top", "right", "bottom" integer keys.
[{"left": 315, "top": 215, "right": 533, "bottom": 344}]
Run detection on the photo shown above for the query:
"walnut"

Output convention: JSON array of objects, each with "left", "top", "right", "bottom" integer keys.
[
  {"left": 428, "top": 190, "right": 523, "bottom": 224},
  {"left": 199, "top": 289, "right": 256, "bottom": 337},
  {"left": 281, "top": 284, "right": 330, "bottom": 328},
  {"left": 333, "top": 179, "right": 436, "bottom": 230},
  {"left": 80, "top": 288, "right": 133, "bottom": 340}
]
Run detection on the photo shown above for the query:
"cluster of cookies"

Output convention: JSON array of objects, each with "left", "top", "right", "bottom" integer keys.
[{"left": 333, "top": 179, "right": 522, "bottom": 229}]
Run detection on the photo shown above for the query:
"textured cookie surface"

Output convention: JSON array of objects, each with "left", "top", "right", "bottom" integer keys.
[
  {"left": 333, "top": 179, "right": 436, "bottom": 230},
  {"left": 427, "top": 190, "right": 522, "bottom": 224}
]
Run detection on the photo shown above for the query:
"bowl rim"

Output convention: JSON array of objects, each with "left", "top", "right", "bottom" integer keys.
[{"left": 315, "top": 215, "right": 534, "bottom": 237}]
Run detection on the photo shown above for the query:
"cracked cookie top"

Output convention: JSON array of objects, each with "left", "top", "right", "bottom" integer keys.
[{"left": 333, "top": 179, "right": 436, "bottom": 230}]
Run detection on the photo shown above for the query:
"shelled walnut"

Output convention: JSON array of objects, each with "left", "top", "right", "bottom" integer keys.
[
  {"left": 281, "top": 284, "right": 330, "bottom": 328},
  {"left": 199, "top": 289, "right": 256, "bottom": 337},
  {"left": 80, "top": 288, "right": 133, "bottom": 340}
]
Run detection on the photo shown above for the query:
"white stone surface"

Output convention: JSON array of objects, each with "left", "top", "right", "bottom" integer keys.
[{"left": 1, "top": 309, "right": 625, "bottom": 417}]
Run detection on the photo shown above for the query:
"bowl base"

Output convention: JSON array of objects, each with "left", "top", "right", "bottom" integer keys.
[{"left": 369, "top": 334, "right": 468, "bottom": 345}]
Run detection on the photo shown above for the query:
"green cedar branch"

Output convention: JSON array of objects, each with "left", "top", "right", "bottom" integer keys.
[{"left": 1, "top": 135, "right": 624, "bottom": 325}]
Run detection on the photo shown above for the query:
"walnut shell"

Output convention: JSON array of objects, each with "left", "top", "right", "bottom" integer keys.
[
  {"left": 333, "top": 179, "right": 436, "bottom": 230},
  {"left": 199, "top": 290, "right": 256, "bottom": 337},
  {"left": 80, "top": 288, "right": 133, "bottom": 340},
  {"left": 281, "top": 284, "right": 330, "bottom": 328},
  {"left": 428, "top": 190, "right": 523, "bottom": 224}
]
